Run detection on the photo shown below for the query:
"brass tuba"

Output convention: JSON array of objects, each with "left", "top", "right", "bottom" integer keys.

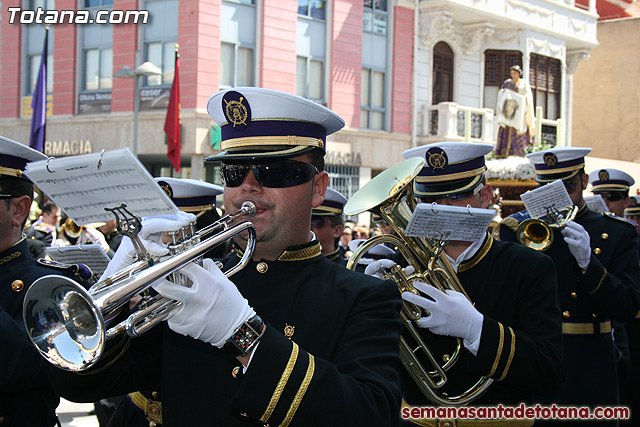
[
  {"left": 344, "top": 158, "right": 492, "bottom": 406},
  {"left": 515, "top": 205, "right": 578, "bottom": 251},
  {"left": 22, "top": 202, "right": 257, "bottom": 372}
]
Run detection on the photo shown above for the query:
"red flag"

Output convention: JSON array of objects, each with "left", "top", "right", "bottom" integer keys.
[{"left": 165, "top": 45, "right": 181, "bottom": 172}]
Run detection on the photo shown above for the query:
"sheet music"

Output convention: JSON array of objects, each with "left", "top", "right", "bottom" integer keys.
[
  {"left": 520, "top": 180, "right": 573, "bottom": 219},
  {"left": 25, "top": 148, "right": 178, "bottom": 225},
  {"left": 45, "top": 244, "right": 111, "bottom": 280},
  {"left": 405, "top": 203, "right": 495, "bottom": 242},
  {"left": 584, "top": 195, "right": 609, "bottom": 214}
]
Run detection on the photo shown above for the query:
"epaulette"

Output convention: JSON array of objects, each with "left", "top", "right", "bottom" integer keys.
[
  {"left": 33, "top": 223, "right": 54, "bottom": 233},
  {"left": 37, "top": 258, "right": 93, "bottom": 280},
  {"left": 603, "top": 212, "right": 638, "bottom": 228},
  {"left": 498, "top": 216, "right": 521, "bottom": 232}
]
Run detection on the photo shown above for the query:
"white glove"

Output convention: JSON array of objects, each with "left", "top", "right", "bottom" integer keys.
[
  {"left": 561, "top": 220, "right": 591, "bottom": 270},
  {"left": 98, "top": 235, "right": 168, "bottom": 282},
  {"left": 402, "top": 282, "right": 484, "bottom": 351},
  {"left": 153, "top": 258, "right": 255, "bottom": 348},
  {"left": 82, "top": 226, "right": 111, "bottom": 254},
  {"left": 140, "top": 212, "right": 197, "bottom": 245},
  {"left": 364, "top": 259, "right": 398, "bottom": 279}
]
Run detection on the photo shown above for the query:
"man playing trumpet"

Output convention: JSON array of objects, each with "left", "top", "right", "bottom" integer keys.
[{"left": 49, "top": 88, "right": 403, "bottom": 427}]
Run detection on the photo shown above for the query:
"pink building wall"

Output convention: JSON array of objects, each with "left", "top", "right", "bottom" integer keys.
[
  {"left": 261, "top": 0, "right": 297, "bottom": 92},
  {"left": 390, "top": 6, "right": 413, "bottom": 134},
  {"left": 111, "top": 0, "right": 139, "bottom": 113},
  {"left": 331, "top": 0, "right": 362, "bottom": 128},
  {"left": 0, "top": 0, "right": 23, "bottom": 119},
  {"left": 180, "top": 0, "right": 220, "bottom": 109},
  {"left": 53, "top": 0, "right": 78, "bottom": 115}
]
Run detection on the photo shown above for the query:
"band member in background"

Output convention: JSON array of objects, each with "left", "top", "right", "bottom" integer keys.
[
  {"left": 625, "top": 196, "right": 640, "bottom": 232},
  {"left": 367, "top": 142, "right": 564, "bottom": 426},
  {"left": 49, "top": 87, "right": 403, "bottom": 426},
  {"left": 588, "top": 168, "right": 635, "bottom": 219},
  {"left": 0, "top": 136, "right": 91, "bottom": 427},
  {"left": 497, "top": 147, "right": 640, "bottom": 426},
  {"left": 311, "top": 187, "right": 348, "bottom": 265}
]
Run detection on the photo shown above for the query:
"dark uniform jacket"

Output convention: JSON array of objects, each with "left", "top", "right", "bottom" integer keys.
[
  {"left": 498, "top": 206, "right": 640, "bottom": 423},
  {"left": 325, "top": 247, "right": 347, "bottom": 266},
  {"left": 0, "top": 238, "right": 91, "bottom": 427},
  {"left": 402, "top": 234, "right": 564, "bottom": 409},
  {"left": 50, "top": 240, "right": 404, "bottom": 426}
]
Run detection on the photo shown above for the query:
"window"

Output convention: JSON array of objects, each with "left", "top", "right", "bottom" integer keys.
[
  {"left": 530, "top": 54, "right": 561, "bottom": 120},
  {"left": 298, "top": 0, "right": 325, "bottom": 20},
  {"left": 29, "top": 0, "right": 55, "bottom": 10},
  {"left": 361, "top": 68, "right": 385, "bottom": 130},
  {"left": 432, "top": 42, "right": 453, "bottom": 104},
  {"left": 483, "top": 49, "right": 522, "bottom": 110},
  {"left": 83, "top": 48, "right": 112, "bottom": 90},
  {"left": 144, "top": 41, "right": 177, "bottom": 86},
  {"left": 296, "top": 56, "right": 323, "bottom": 102},
  {"left": 84, "top": 0, "right": 112, "bottom": 7},
  {"left": 363, "top": 0, "right": 387, "bottom": 34},
  {"left": 220, "top": 42, "right": 254, "bottom": 88}
]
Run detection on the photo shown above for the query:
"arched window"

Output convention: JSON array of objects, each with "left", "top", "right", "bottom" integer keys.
[{"left": 432, "top": 42, "right": 453, "bottom": 104}]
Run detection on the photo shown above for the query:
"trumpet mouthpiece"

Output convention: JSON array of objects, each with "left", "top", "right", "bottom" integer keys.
[{"left": 240, "top": 201, "right": 256, "bottom": 217}]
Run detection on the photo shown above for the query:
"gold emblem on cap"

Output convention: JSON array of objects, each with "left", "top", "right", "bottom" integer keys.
[
  {"left": 427, "top": 150, "right": 447, "bottom": 170},
  {"left": 599, "top": 170, "right": 609, "bottom": 181},
  {"left": 160, "top": 183, "right": 172, "bottom": 198},
  {"left": 11, "top": 280, "right": 24, "bottom": 292},
  {"left": 543, "top": 153, "right": 558, "bottom": 167},
  {"left": 284, "top": 324, "right": 295, "bottom": 340},
  {"left": 224, "top": 98, "right": 248, "bottom": 127}
]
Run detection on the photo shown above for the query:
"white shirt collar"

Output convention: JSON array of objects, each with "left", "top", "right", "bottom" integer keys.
[{"left": 443, "top": 234, "right": 487, "bottom": 273}]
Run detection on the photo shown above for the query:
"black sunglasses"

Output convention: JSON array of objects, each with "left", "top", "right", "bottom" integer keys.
[
  {"left": 599, "top": 192, "right": 626, "bottom": 202},
  {"left": 221, "top": 160, "right": 319, "bottom": 188}
]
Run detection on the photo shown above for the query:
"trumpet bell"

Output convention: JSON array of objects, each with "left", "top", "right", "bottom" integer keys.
[
  {"left": 516, "top": 218, "right": 554, "bottom": 251},
  {"left": 23, "top": 275, "right": 105, "bottom": 371}
]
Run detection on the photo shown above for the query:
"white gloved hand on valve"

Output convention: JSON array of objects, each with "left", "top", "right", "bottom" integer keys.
[
  {"left": 364, "top": 259, "right": 399, "bottom": 279},
  {"left": 153, "top": 258, "right": 255, "bottom": 348},
  {"left": 98, "top": 235, "right": 169, "bottom": 282},
  {"left": 140, "top": 212, "right": 197, "bottom": 245},
  {"left": 560, "top": 220, "right": 591, "bottom": 271},
  {"left": 402, "top": 282, "right": 484, "bottom": 355}
]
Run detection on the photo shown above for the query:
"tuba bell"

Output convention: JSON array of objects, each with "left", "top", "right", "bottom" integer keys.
[
  {"left": 344, "top": 158, "right": 492, "bottom": 406},
  {"left": 22, "top": 202, "right": 257, "bottom": 372}
]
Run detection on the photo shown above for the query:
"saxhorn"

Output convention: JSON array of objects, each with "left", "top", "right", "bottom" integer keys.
[
  {"left": 22, "top": 202, "right": 257, "bottom": 372},
  {"left": 344, "top": 158, "right": 493, "bottom": 406}
]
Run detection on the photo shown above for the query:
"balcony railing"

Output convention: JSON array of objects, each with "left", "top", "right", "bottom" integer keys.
[{"left": 423, "top": 103, "right": 563, "bottom": 147}]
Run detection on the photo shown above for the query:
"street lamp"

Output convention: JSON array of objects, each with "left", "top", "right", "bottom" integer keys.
[{"left": 114, "top": 61, "right": 163, "bottom": 155}]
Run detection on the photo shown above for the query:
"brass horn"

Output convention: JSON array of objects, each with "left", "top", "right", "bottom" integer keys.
[
  {"left": 344, "top": 158, "right": 492, "bottom": 406},
  {"left": 22, "top": 202, "right": 257, "bottom": 372},
  {"left": 515, "top": 205, "right": 578, "bottom": 251}
]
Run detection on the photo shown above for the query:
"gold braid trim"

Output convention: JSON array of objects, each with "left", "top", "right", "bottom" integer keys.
[
  {"left": 0, "top": 166, "right": 22, "bottom": 178},
  {"left": 499, "top": 217, "right": 520, "bottom": 232},
  {"left": 498, "top": 326, "right": 516, "bottom": 381},
  {"left": 221, "top": 136, "right": 323, "bottom": 151},
  {"left": 414, "top": 167, "right": 487, "bottom": 183},
  {"left": 459, "top": 234, "right": 492, "bottom": 272},
  {"left": 487, "top": 323, "right": 505, "bottom": 378},
  {"left": 277, "top": 244, "right": 322, "bottom": 261},
  {"left": 279, "top": 354, "right": 315, "bottom": 427},
  {"left": 588, "top": 268, "right": 607, "bottom": 294},
  {"left": 0, "top": 251, "right": 21, "bottom": 266},
  {"left": 260, "top": 343, "right": 300, "bottom": 423}
]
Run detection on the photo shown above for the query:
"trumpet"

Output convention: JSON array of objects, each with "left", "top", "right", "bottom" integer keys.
[
  {"left": 22, "top": 202, "right": 257, "bottom": 372},
  {"left": 516, "top": 205, "right": 578, "bottom": 251}
]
